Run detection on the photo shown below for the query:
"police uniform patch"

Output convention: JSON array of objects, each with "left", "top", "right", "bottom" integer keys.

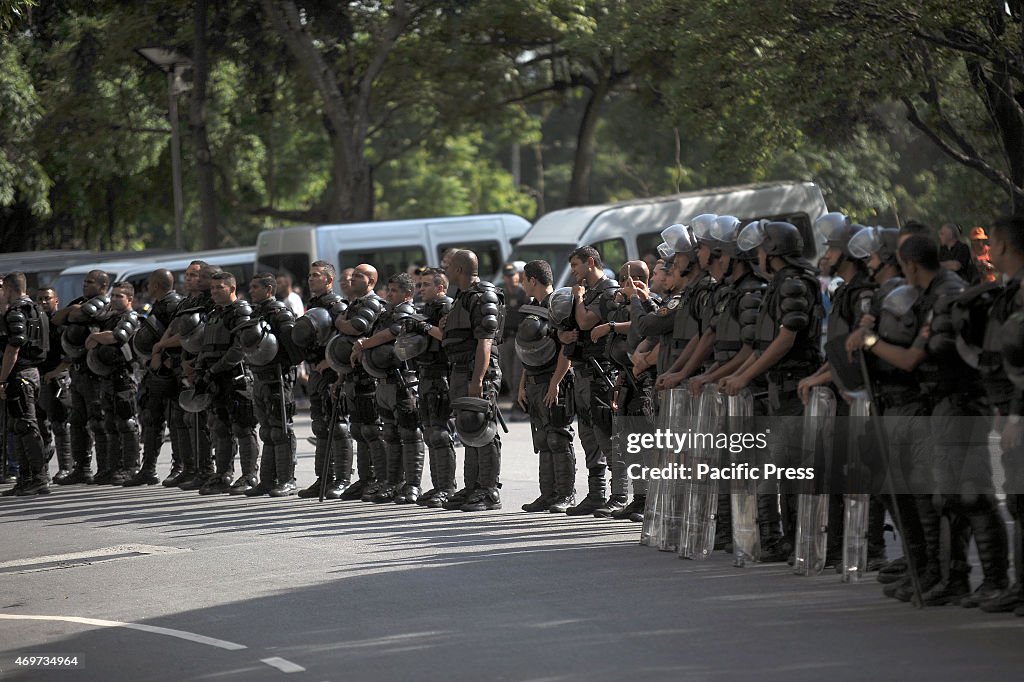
[{"left": 667, "top": 298, "right": 680, "bottom": 310}]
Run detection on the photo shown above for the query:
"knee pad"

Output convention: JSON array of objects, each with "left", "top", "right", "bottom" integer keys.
[
  {"left": 230, "top": 421, "right": 256, "bottom": 440},
  {"left": 360, "top": 421, "right": 383, "bottom": 444},
  {"left": 545, "top": 430, "right": 572, "bottom": 456},
  {"left": 258, "top": 425, "right": 272, "bottom": 442},
  {"left": 311, "top": 418, "right": 331, "bottom": 438},
  {"left": 426, "top": 429, "right": 453, "bottom": 451},
  {"left": 332, "top": 421, "right": 351, "bottom": 442},
  {"left": 380, "top": 422, "right": 399, "bottom": 444},
  {"left": 118, "top": 417, "right": 139, "bottom": 436},
  {"left": 269, "top": 426, "right": 288, "bottom": 443}
]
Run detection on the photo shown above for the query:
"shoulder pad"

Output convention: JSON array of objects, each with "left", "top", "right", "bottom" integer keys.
[
  {"left": 882, "top": 285, "right": 920, "bottom": 316},
  {"left": 395, "top": 301, "right": 417, "bottom": 317},
  {"left": 779, "top": 276, "right": 812, "bottom": 298},
  {"left": 231, "top": 299, "right": 252, "bottom": 318},
  {"left": 479, "top": 287, "right": 501, "bottom": 305},
  {"left": 328, "top": 299, "right": 348, "bottom": 319},
  {"left": 932, "top": 270, "right": 966, "bottom": 299},
  {"left": 473, "top": 280, "right": 497, "bottom": 293},
  {"left": 263, "top": 297, "right": 288, "bottom": 313},
  {"left": 165, "top": 291, "right": 184, "bottom": 307}
]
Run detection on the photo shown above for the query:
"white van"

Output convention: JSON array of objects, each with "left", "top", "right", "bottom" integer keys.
[
  {"left": 255, "top": 213, "right": 531, "bottom": 290},
  {"left": 55, "top": 247, "right": 256, "bottom": 309},
  {"left": 510, "top": 182, "right": 830, "bottom": 286}
]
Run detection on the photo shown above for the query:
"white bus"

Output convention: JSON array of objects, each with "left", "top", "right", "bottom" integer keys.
[
  {"left": 255, "top": 213, "right": 532, "bottom": 290},
  {"left": 509, "top": 182, "right": 830, "bottom": 286}
]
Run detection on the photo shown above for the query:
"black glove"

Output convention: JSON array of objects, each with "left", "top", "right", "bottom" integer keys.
[{"left": 403, "top": 318, "right": 432, "bottom": 335}]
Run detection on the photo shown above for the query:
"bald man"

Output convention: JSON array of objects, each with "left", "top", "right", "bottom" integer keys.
[
  {"left": 334, "top": 263, "right": 388, "bottom": 501},
  {"left": 126, "top": 269, "right": 185, "bottom": 486},
  {"left": 441, "top": 249, "right": 506, "bottom": 511}
]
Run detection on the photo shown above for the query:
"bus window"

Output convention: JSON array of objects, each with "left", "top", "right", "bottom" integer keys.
[{"left": 340, "top": 246, "right": 427, "bottom": 283}]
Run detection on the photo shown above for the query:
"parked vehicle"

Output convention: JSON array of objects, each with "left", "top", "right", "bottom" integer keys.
[
  {"left": 54, "top": 247, "right": 255, "bottom": 309},
  {"left": 255, "top": 213, "right": 531, "bottom": 290},
  {"left": 509, "top": 182, "right": 830, "bottom": 286},
  {"left": 0, "top": 249, "right": 178, "bottom": 293}
]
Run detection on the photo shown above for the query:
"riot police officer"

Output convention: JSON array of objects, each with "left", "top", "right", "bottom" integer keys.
[
  {"left": 404, "top": 268, "right": 456, "bottom": 509},
  {"left": 244, "top": 272, "right": 302, "bottom": 497},
  {"left": 293, "top": 261, "right": 351, "bottom": 498},
  {"left": 516, "top": 260, "right": 575, "bottom": 513},
  {"left": 656, "top": 214, "right": 720, "bottom": 391},
  {"left": 127, "top": 269, "right": 183, "bottom": 486},
  {"left": 33, "top": 287, "right": 73, "bottom": 484},
  {"left": 85, "top": 282, "right": 141, "bottom": 486},
  {"left": 848, "top": 234, "right": 978, "bottom": 604},
  {"left": 442, "top": 249, "right": 505, "bottom": 512},
  {"left": 52, "top": 270, "right": 110, "bottom": 484},
  {"left": 352, "top": 273, "right": 423, "bottom": 503},
  {"left": 0, "top": 272, "right": 50, "bottom": 496},
  {"left": 721, "top": 220, "right": 824, "bottom": 561},
  {"left": 554, "top": 246, "right": 619, "bottom": 516},
  {"left": 168, "top": 263, "right": 220, "bottom": 490},
  {"left": 333, "top": 263, "right": 386, "bottom": 501},
  {"left": 965, "top": 215, "right": 1024, "bottom": 613},
  {"left": 194, "top": 272, "right": 259, "bottom": 495}
]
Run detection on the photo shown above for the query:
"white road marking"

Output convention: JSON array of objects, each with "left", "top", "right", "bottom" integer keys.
[
  {"left": 0, "top": 614, "right": 246, "bottom": 651},
  {"left": 261, "top": 657, "right": 306, "bottom": 673}
]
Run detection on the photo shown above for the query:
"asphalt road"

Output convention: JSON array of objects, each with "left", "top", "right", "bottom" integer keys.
[{"left": 1, "top": 410, "right": 1023, "bottom": 681}]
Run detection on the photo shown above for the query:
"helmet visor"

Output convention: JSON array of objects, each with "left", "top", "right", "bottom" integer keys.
[
  {"left": 656, "top": 242, "right": 675, "bottom": 259},
  {"left": 660, "top": 224, "right": 694, "bottom": 254},
  {"left": 736, "top": 220, "right": 767, "bottom": 253},
  {"left": 689, "top": 214, "right": 718, "bottom": 242},
  {"left": 848, "top": 226, "right": 880, "bottom": 260},
  {"left": 815, "top": 212, "right": 851, "bottom": 243}
]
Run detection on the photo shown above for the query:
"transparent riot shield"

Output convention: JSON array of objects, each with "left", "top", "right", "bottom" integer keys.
[
  {"left": 794, "top": 386, "right": 836, "bottom": 576},
  {"left": 678, "top": 384, "right": 724, "bottom": 560},
  {"left": 650, "top": 385, "right": 692, "bottom": 553},
  {"left": 841, "top": 394, "right": 872, "bottom": 582},
  {"left": 728, "top": 389, "right": 760, "bottom": 566}
]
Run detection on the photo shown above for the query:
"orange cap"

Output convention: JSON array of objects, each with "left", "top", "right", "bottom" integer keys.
[{"left": 969, "top": 226, "right": 988, "bottom": 240}]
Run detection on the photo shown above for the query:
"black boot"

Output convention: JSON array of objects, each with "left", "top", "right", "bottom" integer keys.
[
  {"left": 548, "top": 450, "right": 577, "bottom": 514},
  {"left": 523, "top": 451, "right": 555, "bottom": 512},
  {"left": 395, "top": 437, "right": 424, "bottom": 504},
  {"left": 593, "top": 494, "right": 628, "bottom": 519},
  {"left": 269, "top": 443, "right": 298, "bottom": 497},
  {"left": 565, "top": 471, "right": 607, "bottom": 516},
  {"left": 325, "top": 430, "right": 354, "bottom": 500}
]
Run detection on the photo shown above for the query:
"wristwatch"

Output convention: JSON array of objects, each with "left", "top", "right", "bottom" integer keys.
[
  {"left": 609, "top": 322, "right": 617, "bottom": 334},
  {"left": 863, "top": 333, "right": 879, "bottom": 351}
]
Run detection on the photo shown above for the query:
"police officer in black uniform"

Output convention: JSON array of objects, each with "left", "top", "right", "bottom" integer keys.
[
  {"left": 156, "top": 261, "right": 215, "bottom": 490},
  {"left": 966, "top": 216, "right": 1024, "bottom": 614},
  {"left": 0, "top": 272, "right": 50, "bottom": 496},
  {"left": 127, "top": 269, "right": 183, "bottom": 486},
  {"left": 352, "top": 272, "right": 423, "bottom": 503},
  {"left": 34, "top": 286, "right": 73, "bottom": 484},
  {"left": 954, "top": 216, "right": 1024, "bottom": 611},
  {"left": 721, "top": 220, "right": 824, "bottom": 561},
  {"left": 656, "top": 214, "right": 720, "bottom": 392},
  {"left": 293, "top": 261, "right": 351, "bottom": 498},
  {"left": 848, "top": 234, "right": 978, "bottom": 604},
  {"left": 590, "top": 260, "right": 659, "bottom": 521},
  {"left": 555, "top": 246, "right": 619, "bottom": 516},
  {"left": 85, "top": 282, "right": 141, "bottom": 486},
  {"left": 516, "top": 260, "right": 575, "bottom": 513},
  {"left": 242, "top": 273, "right": 302, "bottom": 496},
  {"left": 405, "top": 268, "right": 456, "bottom": 509},
  {"left": 52, "top": 270, "right": 110, "bottom": 484},
  {"left": 195, "top": 272, "right": 260, "bottom": 495},
  {"left": 442, "top": 249, "right": 505, "bottom": 512},
  {"left": 333, "top": 263, "right": 387, "bottom": 501}
]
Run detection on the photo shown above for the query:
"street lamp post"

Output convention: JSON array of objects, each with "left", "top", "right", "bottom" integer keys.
[{"left": 136, "top": 47, "right": 192, "bottom": 251}]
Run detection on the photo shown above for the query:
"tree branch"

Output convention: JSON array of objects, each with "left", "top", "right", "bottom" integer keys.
[{"left": 901, "top": 95, "right": 1024, "bottom": 203}]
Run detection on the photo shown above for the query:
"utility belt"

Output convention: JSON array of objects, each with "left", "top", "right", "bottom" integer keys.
[
  {"left": 672, "top": 336, "right": 691, "bottom": 349},
  {"left": 251, "top": 364, "right": 292, "bottom": 381},
  {"left": 343, "top": 365, "right": 376, "bottom": 389},
  {"left": 416, "top": 359, "right": 447, "bottom": 377},
  {"left": 526, "top": 371, "right": 554, "bottom": 385},
  {"left": 872, "top": 384, "right": 921, "bottom": 412}
]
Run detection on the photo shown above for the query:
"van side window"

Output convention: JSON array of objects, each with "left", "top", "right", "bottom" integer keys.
[
  {"left": 437, "top": 241, "right": 501, "bottom": 279},
  {"left": 636, "top": 233, "right": 663, "bottom": 264},
  {"left": 340, "top": 247, "right": 427, "bottom": 283},
  {"left": 592, "top": 238, "right": 626, "bottom": 276}
]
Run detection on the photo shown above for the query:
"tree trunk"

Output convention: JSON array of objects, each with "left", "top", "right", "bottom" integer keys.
[
  {"left": 191, "top": 0, "right": 219, "bottom": 249},
  {"left": 567, "top": 77, "right": 610, "bottom": 207}
]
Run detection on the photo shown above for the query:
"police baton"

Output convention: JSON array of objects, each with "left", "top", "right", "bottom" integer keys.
[{"left": 318, "top": 385, "right": 342, "bottom": 502}]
